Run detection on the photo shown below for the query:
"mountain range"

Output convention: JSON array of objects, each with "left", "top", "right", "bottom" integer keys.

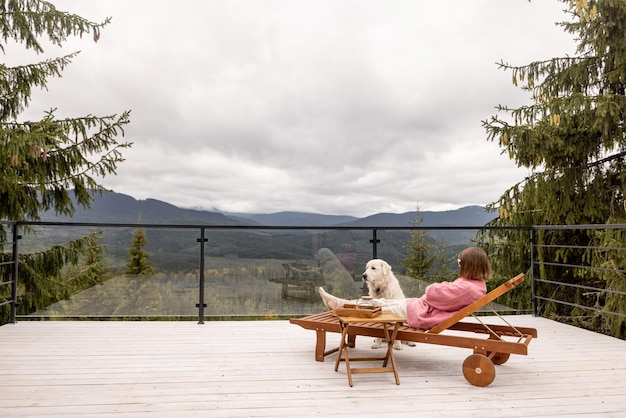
[{"left": 39, "top": 191, "right": 497, "bottom": 227}]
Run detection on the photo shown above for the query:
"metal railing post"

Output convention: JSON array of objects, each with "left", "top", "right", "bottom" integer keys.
[
  {"left": 10, "top": 223, "right": 20, "bottom": 323},
  {"left": 370, "top": 228, "right": 380, "bottom": 259},
  {"left": 196, "top": 227, "right": 207, "bottom": 324},
  {"left": 530, "top": 228, "right": 538, "bottom": 317}
]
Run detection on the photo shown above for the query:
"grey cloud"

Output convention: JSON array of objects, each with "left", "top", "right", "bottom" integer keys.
[{"left": 20, "top": 0, "right": 574, "bottom": 216}]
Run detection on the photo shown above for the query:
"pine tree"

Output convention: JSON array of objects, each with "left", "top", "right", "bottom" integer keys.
[
  {"left": 126, "top": 227, "right": 154, "bottom": 276},
  {"left": 480, "top": 0, "right": 626, "bottom": 337},
  {"left": 65, "top": 231, "right": 111, "bottom": 288},
  {"left": 429, "top": 237, "right": 454, "bottom": 281},
  {"left": 401, "top": 207, "right": 435, "bottom": 279},
  {"left": 0, "top": 1, "right": 131, "bottom": 322},
  {"left": 0, "top": 1, "right": 131, "bottom": 227}
]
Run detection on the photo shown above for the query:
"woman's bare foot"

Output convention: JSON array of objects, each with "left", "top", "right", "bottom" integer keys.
[{"left": 318, "top": 287, "right": 347, "bottom": 309}]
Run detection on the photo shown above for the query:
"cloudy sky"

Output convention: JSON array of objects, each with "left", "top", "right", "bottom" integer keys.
[{"left": 16, "top": 0, "right": 576, "bottom": 217}]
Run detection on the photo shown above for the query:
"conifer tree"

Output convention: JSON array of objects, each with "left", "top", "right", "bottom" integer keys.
[
  {"left": 65, "top": 231, "right": 111, "bottom": 288},
  {"left": 0, "top": 1, "right": 131, "bottom": 228},
  {"left": 429, "top": 238, "right": 454, "bottom": 281},
  {"left": 0, "top": 1, "right": 131, "bottom": 322},
  {"left": 480, "top": 0, "right": 626, "bottom": 337},
  {"left": 126, "top": 227, "right": 154, "bottom": 276},
  {"left": 401, "top": 207, "right": 435, "bottom": 279}
]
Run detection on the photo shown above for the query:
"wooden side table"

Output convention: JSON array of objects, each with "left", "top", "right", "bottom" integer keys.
[{"left": 333, "top": 313, "right": 406, "bottom": 386}]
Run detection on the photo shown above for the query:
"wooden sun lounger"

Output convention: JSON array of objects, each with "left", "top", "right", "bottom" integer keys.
[{"left": 290, "top": 273, "right": 537, "bottom": 386}]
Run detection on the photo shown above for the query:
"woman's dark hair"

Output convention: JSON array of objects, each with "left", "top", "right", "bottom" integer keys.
[{"left": 458, "top": 247, "right": 491, "bottom": 280}]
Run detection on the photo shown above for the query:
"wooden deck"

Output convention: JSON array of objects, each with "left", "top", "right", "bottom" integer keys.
[{"left": 1, "top": 315, "right": 625, "bottom": 417}]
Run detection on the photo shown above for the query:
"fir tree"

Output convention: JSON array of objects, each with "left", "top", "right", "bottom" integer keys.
[
  {"left": 480, "top": 0, "right": 626, "bottom": 337},
  {"left": 401, "top": 206, "right": 435, "bottom": 279},
  {"left": 65, "top": 231, "right": 111, "bottom": 288},
  {"left": 126, "top": 227, "right": 154, "bottom": 276},
  {"left": 429, "top": 237, "right": 454, "bottom": 281},
  {"left": 0, "top": 1, "right": 131, "bottom": 322},
  {"left": 0, "top": 1, "right": 131, "bottom": 227}
]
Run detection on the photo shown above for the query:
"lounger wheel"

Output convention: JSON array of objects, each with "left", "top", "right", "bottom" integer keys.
[
  {"left": 487, "top": 351, "right": 510, "bottom": 365},
  {"left": 462, "top": 354, "right": 495, "bottom": 387}
]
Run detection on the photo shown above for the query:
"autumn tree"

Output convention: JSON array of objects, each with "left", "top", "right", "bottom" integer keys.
[
  {"left": 0, "top": 1, "right": 131, "bottom": 322},
  {"left": 480, "top": 0, "right": 626, "bottom": 336}
]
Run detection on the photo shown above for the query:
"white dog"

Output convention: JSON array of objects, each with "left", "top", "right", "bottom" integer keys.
[{"left": 362, "top": 259, "right": 415, "bottom": 350}]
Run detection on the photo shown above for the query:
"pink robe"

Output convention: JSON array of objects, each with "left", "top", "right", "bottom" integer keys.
[{"left": 406, "top": 277, "right": 487, "bottom": 330}]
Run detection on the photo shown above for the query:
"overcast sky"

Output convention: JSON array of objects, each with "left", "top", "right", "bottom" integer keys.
[{"left": 16, "top": 0, "right": 576, "bottom": 217}]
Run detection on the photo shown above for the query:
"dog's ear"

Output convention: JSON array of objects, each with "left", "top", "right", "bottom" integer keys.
[{"left": 381, "top": 260, "right": 391, "bottom": 278}]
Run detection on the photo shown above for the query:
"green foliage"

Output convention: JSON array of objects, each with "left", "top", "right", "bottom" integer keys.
[
  {"left": 14, "top": 233, "right": 92, "bottom": 313},
  {"left": 429, "top": 238, "right": 456, "bottom": 280},
  {"left": 1, "top": 230, "right": 116, "bottom": 323},
  {"left": 483, "top": 0, "right": 626, "bottom": 228},
  {"left": 401, "top": 209, "right": 435, "bottom": 279},
  {"left": 126, "top": 227, "right": 154, "bottom": 276},
  {"left": 64, "top": 231, "right": 111, "bottom": 288},
  {"left": 0, "top": 1, "right": 131, "bottom": 226},
  {"left": 401, "top": 207, "right": 457, "bottom": 281},
  {"left": 587, "top": 223, "right": 626, "bottom": 338},
  {"left": 0, "top": 1, "right": 130, "bottom": 323},
  {"left": 35, "top": 258, "right": 332, "bottom": 319},
  {"left": 480, "top": 0, "right": 626, "bottom": 337}
]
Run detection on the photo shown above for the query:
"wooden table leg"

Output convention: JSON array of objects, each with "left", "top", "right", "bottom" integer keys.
[
  {"left": 335, "top": 316, "right": 404, "bottom": 386},
  {"left": 334, "top": 328, "right": 345, "bottom": 372},
  {"left": 383, "top": 322, "right": 401, "bottom": 385},
  {"left": 334, "top": 324, "right": 355, "bottom": 386}
]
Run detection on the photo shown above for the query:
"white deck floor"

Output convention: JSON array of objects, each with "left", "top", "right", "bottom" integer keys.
[{"left": 1, "top": 315, "right": 625, "bottom": 417}]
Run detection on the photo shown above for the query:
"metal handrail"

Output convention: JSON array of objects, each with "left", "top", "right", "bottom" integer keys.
[
  {"left": 0, "top": 223, "right": 19, "bottom": 323},
  {"left": 1, "top": 220, "right": 625, "bottom": 331},
  {"left": 1, "top": 220, "right": 527, "bottom": 323}
]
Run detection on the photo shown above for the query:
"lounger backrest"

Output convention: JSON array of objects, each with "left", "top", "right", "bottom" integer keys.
[{"left": 427, "top": 273, "right": 525, "bottom": 334}]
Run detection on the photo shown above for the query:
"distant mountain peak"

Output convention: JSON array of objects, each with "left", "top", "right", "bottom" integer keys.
[{"left": 39, "top": 191, "right": 495, "bottom": 228}]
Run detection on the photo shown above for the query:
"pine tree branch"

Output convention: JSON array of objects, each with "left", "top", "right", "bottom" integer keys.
[
  {"left": 0, "top": 0, "right": 111, "bottom": 53},
  {"left": 0, "top": 54, "right": 78, "bottom": 121}
]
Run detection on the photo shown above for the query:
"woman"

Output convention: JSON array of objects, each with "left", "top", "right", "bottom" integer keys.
[{"left": 318, "top": 246, "right": 491, "bottom": 330}]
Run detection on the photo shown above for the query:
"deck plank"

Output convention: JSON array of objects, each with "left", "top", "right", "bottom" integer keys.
[{"left": 1, "top": 316, "right": 625, "bottom": 417}]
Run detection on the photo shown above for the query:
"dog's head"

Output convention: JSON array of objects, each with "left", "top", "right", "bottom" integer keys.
[{"left": 362, "top": 259, "right": 392, "bottom": 290}]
